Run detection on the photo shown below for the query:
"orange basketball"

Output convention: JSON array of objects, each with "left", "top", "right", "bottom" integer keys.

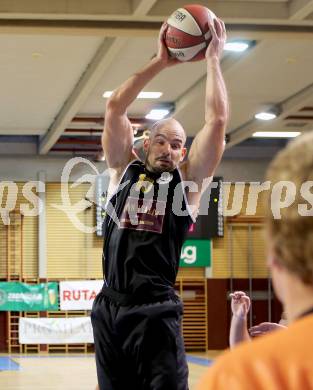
[{"left": 165, "top": 4, "right": 216, "bottom": 62}]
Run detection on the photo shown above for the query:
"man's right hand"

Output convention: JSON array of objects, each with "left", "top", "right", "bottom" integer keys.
[
  {"left": 155, "top": 23, "right": 181, "bottom": 68},
  {"left": 230, "top": 291, "right": 251, "bottom": 319},
  {"left": 249, "top": 322, "right": 287, "bottom": 337}
]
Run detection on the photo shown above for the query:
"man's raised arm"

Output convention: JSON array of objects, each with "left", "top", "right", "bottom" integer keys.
[
  {"left": 102, "top": 24, "right": 180, "bottom": 175},
  {"left": 229, "top": 292, "right": 251, "bottom": 348},
  {"left": 185, "top": 18, "right": 229, "bottom": 188}
]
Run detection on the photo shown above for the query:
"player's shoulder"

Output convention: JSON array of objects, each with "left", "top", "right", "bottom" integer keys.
[
  {"left": 112, "top": 158, "right": 142, "bottom": 179},
  {"left": 178, "top": 161, "right": 188, "bottom": 181}
]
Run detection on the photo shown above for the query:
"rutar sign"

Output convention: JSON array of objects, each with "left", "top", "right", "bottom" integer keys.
[{"left": 59, "top": 280, "right": 104, "bottom": 310}]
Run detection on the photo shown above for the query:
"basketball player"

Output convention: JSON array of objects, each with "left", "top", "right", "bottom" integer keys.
[
  {"left": 198, "top": 131, "right": 313, "bottom": 389},
  {"left": 91, "top": 17, "right": 228, "bottom": 390}
]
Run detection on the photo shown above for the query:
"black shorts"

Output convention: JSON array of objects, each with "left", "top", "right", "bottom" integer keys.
[{"left": 91, "top": 289, "right": 189, "bottom": 390}]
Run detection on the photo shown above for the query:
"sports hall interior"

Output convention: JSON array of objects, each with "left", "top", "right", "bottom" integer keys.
[{"left": 0, "top": 1, "right": 313, "bottom": 389}]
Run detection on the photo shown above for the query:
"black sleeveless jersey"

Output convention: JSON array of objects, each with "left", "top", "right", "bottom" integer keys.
[{"left": 102, "top": 160, "right": 194, "bottom": 296}]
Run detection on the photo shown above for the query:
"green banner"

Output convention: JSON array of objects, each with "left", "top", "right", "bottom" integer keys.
[
  {"left": 179, "top": 239, "right": 211, "bottom": 267},
  {"left": 0, "top": 282, "right": 59, "bottom": 311}
]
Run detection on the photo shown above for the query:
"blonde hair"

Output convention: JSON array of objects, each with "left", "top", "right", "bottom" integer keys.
[{"left": 266, "top": 131, "right": 313, "bottom": 284}]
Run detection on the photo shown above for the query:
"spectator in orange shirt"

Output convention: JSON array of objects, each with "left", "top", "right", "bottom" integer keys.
[{"left": 198, "top": 131, "right": 313, "bottom": 390}]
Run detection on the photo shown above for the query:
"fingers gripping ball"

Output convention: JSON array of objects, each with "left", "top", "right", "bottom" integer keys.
[{"left": 165, "top": 4, "right": 217, "bottom": 62}]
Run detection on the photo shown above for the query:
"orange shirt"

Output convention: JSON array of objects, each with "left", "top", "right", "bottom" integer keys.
[{"left": 197, "top": 314, "right": 313, "bottom": 390}]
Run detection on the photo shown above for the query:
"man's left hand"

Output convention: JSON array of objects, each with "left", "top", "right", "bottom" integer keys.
[{"left": 205, "top": 17, "right": 226, "bottom": 60}]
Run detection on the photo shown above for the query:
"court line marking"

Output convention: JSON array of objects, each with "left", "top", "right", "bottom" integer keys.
[
  {"left": 186, "top": 356, "right": 213, "bottom": 367},
  {"left": 0, "top": 357, "right": 20, "bottom": 371},
  {"left": 8, "top": 354, "right": 214, "bottom": 367}
]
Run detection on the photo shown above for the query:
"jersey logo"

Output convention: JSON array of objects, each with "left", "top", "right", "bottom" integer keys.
[
  {"left": 135, "top": 174, "right": 154, "bottom": 193},
  {"left": 119, "top": 197, "right": 166, "bottom": 233}
]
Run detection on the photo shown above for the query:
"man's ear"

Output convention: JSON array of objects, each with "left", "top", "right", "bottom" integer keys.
[
  {"left": 143, "top": 138, "right": 150, "bottom": 153},
  {"left": 180, "top": 147, "right": 187, "bottom": 161},
  {"left": 267, "top": 249, "right": 283, "bottom": 272}
]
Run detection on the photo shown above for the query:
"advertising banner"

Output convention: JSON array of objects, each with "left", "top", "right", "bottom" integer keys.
[
  {"left": 59, "top": 280, "right": 103, "bottom": 311},
  {"left": 19, "top": 317, "right": 94, "bottom": 344},
  {"left": 179, "top": 239, "right": 212, "bottom": 267},
  {"left": 0, "top": 282, "right": 58, "bottom": 311}
]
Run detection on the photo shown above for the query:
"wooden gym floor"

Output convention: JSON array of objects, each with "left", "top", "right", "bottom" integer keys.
[{"left": 0, "top": 351, "right": 221, "bottom": 389}]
